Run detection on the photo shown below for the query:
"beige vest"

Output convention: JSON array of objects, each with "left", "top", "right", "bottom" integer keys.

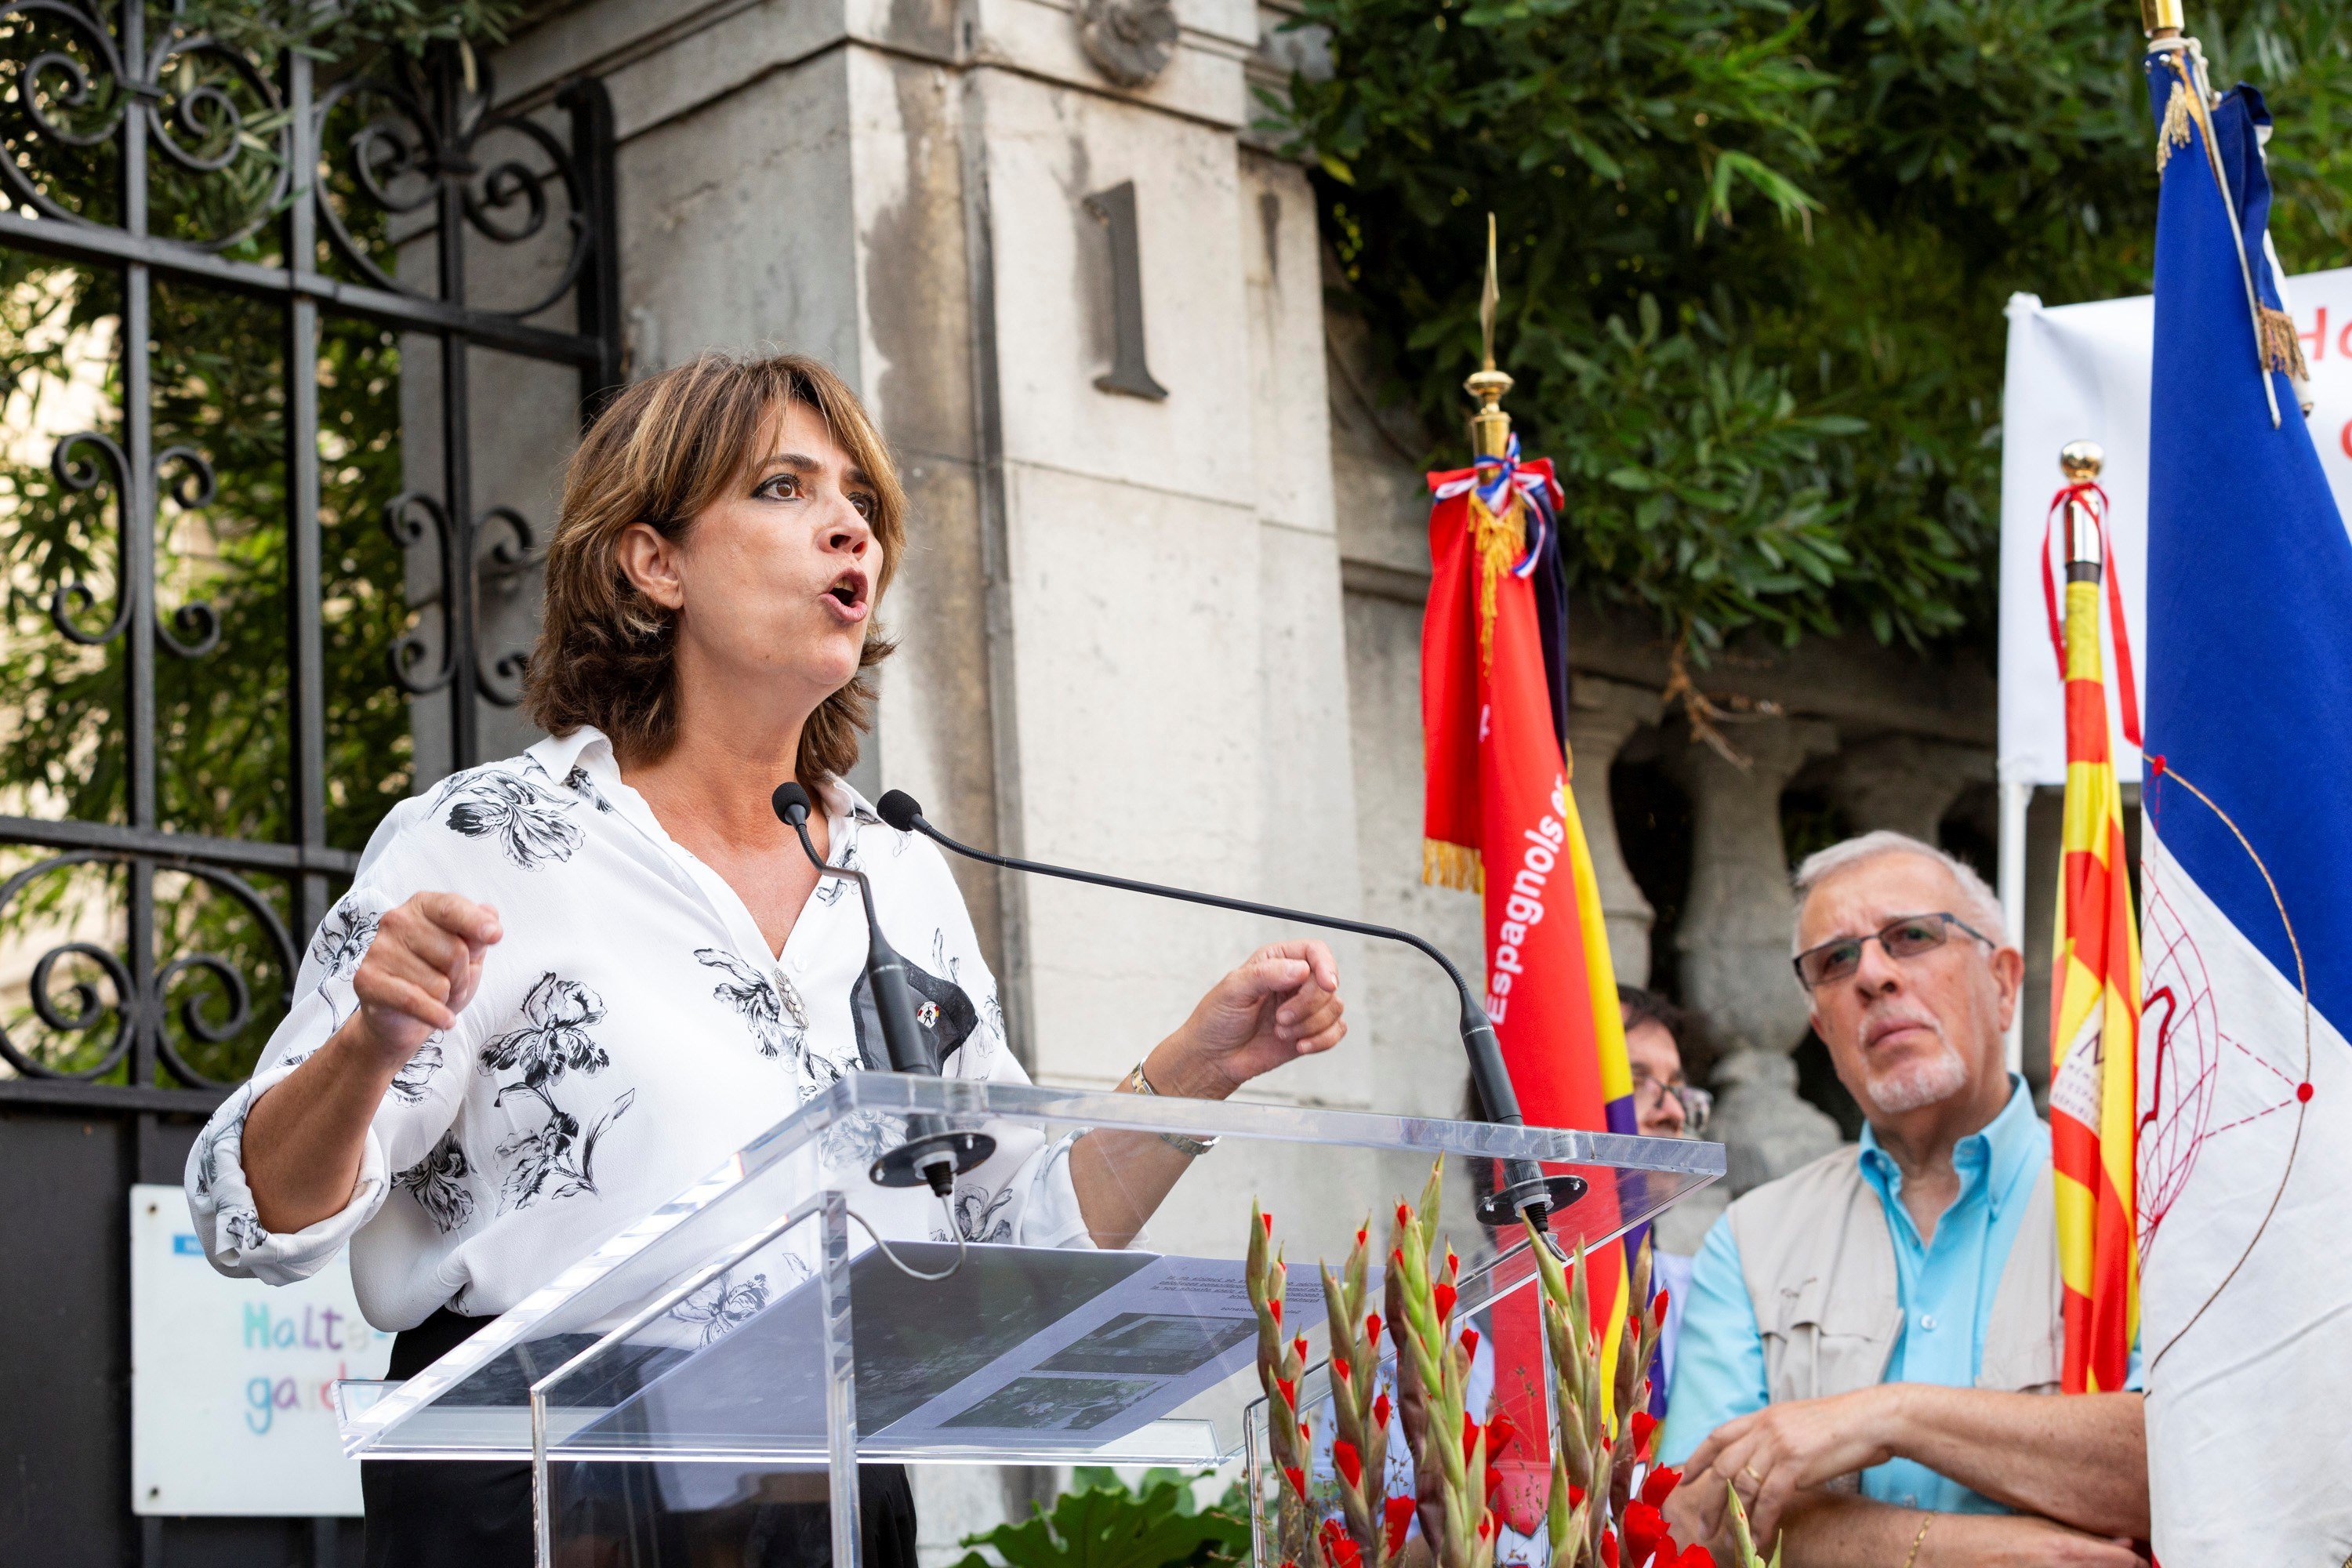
[{"left": 1726, "top": 1141, "right": 2063, "bottom": 1416}]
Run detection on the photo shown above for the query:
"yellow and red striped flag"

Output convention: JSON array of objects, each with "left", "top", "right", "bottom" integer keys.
[{"left": 2042, "top": 460, "right": 2140, "bottom": 1396}]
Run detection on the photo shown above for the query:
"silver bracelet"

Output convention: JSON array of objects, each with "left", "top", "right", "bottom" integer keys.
[{"left": 1122, "top": 1062, "right": 1218, "bottom": 1156}]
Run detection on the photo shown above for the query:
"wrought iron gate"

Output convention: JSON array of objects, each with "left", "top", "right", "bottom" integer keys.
[{"left": 0, "top": 8, "right": 620, "bottom": 1560}]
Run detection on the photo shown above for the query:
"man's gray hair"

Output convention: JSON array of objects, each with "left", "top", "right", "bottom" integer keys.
[{"left": 1790, "top": 830, "right": 2009, "bottom": 953}]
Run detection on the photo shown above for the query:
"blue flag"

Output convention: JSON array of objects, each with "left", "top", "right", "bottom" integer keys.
[{"left": 2139, "top": 42, "right": 2352, "bottom": 1563}]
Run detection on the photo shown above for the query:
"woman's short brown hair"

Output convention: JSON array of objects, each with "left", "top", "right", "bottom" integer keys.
[{"left": 523, "top": 351, "right": 906, "bottom": 779}]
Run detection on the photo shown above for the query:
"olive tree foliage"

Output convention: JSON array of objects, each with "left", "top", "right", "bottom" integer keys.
[
  {"left": 1272, "top": 0, "right": 2352, "bottom": 666},
  {"left": 0, "top": 1, "right": 523, "bottom": 1080}
]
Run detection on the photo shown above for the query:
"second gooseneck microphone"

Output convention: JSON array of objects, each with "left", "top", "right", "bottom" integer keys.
[
  {"left": 772, "top": 782, "right": 993, "bottom": 1196},
  {"left": 872, "top": 790, "right": 1580, "bottom": 1232}
]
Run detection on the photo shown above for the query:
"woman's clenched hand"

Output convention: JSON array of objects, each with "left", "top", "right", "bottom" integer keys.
[
  {"left": 1145, "top": 939, "right": 1346, "bottom": 1098},
  {"left": 348, "top": 891, "right": 504, "bottom": 1065}
]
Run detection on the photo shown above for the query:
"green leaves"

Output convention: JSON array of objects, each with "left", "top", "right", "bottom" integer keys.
[
  {"left": 950, "top": 1470, "right": 1249, "bottom": 1568},
  {"left": 1272, "top": 0, "right": 2352, "bottom": 665}
]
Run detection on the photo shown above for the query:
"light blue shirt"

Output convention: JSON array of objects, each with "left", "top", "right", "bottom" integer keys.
[{"left": 1657, "top": 1079, "right": 2128, "bottom": 1513}]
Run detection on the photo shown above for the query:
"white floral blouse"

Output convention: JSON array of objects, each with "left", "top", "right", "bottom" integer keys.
[{"left": 183, "top": 725, "right": 1086, "bottom": 1330}]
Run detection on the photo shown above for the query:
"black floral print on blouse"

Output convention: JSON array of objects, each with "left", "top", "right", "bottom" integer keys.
[
  {"left": 437, "top": 768, "right": 585, "bottom": 869},
  {"left": 481, "top": 975, "right": 609, "bottom": 1088},
  {"left": 397, "top": 1131, "right": 478, "bottom": 1234},
  {"left": 669, "top": 1269, "right": 771, "bottom": 1345},
  {"left": 478, "top": 973, "right": 633, "bottom": 1211},
  {"left": 694, "top": 948, "right": 811, "bottom": 1062}
]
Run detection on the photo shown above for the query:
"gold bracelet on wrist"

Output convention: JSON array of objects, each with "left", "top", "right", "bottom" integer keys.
[
  {"left": 1900, "top": 1512, "right": 1933, "bottom": 1568},
  {"left": 1122, "top": 1062, "right": 1218, "bottom": 1156}
]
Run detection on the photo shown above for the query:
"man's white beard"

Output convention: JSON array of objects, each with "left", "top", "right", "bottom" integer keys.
[{"left": 1867, "top": 1040, "right": 1971, "bottom": 1114}]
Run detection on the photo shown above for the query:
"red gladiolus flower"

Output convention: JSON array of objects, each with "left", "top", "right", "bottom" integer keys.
[
  {"left": 1639, "top": 1465, "right": 1682, "bottom": 1510},
  {"left": 1300, "top": 1423, "right": 1312, "bottom": 1443},
  {"left": 1653, "top": 1288, "right": 1671, "bottom": 1320},
  {"left": 1373, "top": 1392, "right": 1394, "bottom": 1429},
  {"left": 1320, "top": 1518, "right": 1363, "bottom": 1568},
  {"left": 1334, "top": 1439, "right": 1363, "bottom": 1488},
  {"left": 1356, "top": 1224, "right": 1369, "bottom": 1248},
  {"left": 1486, "top": 1412, "right": 1517, "bottom": 1457},
  {"left": 1666, "top": 1544, "right": 1715, "bottom": 1568},
  {"left": 1459, "top": 1327, "right": 1481, "bottom": 1361},
  {"left": 1600, "top": 1526, "right": 1619, "bottom": 1568},
  {"left": 1631, "top": 1410, "right": 1660, "bottom": 1461},
  {"left": 1383, "top": 1496, "right": 1416, "bottom": 1555},
  {"left": 1396, "top": 1203, "right": 1413, "bottom": 1229},
  {"left": 1294, "top": 1335, "right": 1310, "bottom": 1367},
  {"left": 1283, "top": 1465, "right": 1306, "bottom": 1498},
  {"left": 1276, "top": 1376, "right": 1297, "bottom": 1410},
  {"left": 1433, "top": 1282, "right": 1458, "bottom": 1320},
  {"left": 1334, "top": 1356, "right": 1353, "bottom": 1383},
  {"left": 1477, "top": 1515, "right": 1494, "bottom": 1542},
  {"left": 1483, "top": 1465, "right": 1503, "bottom": 1502},
  {"left": 1445, "top": 1247, "right": 1458, "bottom": 1275},
  {"left": 1365, "top": 1312, "right": 1383, "bottom": 1344},
  {"left": 1263, "top": 1211, "right": 1276, "bottom": 1236},
  {"left": 1269, "top": 1299, "right": 1283, "bottom": 1327},
  {"left": 1568, "top": 1483, "right": 1585, "bottom": 1509},
  {"left": 1623, "top": 1501, "right": 1669, "bottom": 1566},
  {"left": 1460, "top": 1416, "right": 1482, "bottom": 1462}
]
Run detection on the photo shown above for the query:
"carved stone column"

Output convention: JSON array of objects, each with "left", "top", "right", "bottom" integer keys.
[
  {"left": 1663, "top": 713, "right": 1843, "bottom": 1193},
  {"left": 1565, "top": 677, "right": 1662, "bottom": 987},
  {"left": 1825, "top": 735, "right": 1995, "bottom": 842}
]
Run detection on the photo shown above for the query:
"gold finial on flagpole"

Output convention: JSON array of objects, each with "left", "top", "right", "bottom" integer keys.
[
  {"left": 2140, "top": 0, "right": 2183, "bottom": 38},
  {"left": 1465, "top": 213, "right": 1515, "bottom": 459}
]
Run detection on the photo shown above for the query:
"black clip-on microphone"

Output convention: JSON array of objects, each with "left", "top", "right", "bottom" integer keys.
[
  {"left": 772, "top": 782, "right": 995, "bottom": 1198},
  {"left": 872, "top": 790, "right": 1584, "bottom": 1234}
]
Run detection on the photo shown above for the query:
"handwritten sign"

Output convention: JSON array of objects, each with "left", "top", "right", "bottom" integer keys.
[{"left": 129, "top": 1183, "right": 394, "bottom": 1516}]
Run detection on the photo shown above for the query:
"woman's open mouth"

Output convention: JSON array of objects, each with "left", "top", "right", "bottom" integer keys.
[{"left": 824, "top": 568, "right": 869, "bottom": 620}]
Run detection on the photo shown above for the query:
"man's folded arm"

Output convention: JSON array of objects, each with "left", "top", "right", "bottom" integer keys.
[
  {"left": 1880, "top": 1386, "right": 2147, "bottom": 1540},
  {"left": 1778, "top": 1492, "right": 2144, "bottom": 1568}
]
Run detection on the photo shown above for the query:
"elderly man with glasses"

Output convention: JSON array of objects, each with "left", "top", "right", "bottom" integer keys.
[{"left": 1657, "top": 832, "right": 2150, "bottom": 1567}]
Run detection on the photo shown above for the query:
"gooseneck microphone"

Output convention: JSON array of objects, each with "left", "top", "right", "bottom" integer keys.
[
  {"left": 873, "top": 790, "right": 1582, "bottom": 1232},
  {"left": 772, "top": 782, "right": 993, "bottom": 1196}
]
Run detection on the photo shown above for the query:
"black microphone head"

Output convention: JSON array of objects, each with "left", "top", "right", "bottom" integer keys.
[
  {"left": 875, "top": 789, "right": 923, "bottom": 833},
  {"left": 771, "top": 781, "right": 813, "bottom": 827}
]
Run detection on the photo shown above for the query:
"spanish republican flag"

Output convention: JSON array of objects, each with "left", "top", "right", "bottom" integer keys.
[
  {"left": 2044, "top": 477, "right": 2140, "bottom": 1396},
  {"left": 1422, "top": 423, "right": 1639, "bottom": 1530}
]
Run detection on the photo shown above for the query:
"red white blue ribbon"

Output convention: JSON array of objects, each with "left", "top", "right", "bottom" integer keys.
[{"left": 1432, "top": 434, "right": 1562, "bottom": 577}]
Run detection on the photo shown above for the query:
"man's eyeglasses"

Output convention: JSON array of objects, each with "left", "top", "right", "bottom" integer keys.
[
  {"left": 1791, "top": 912, "right": 1997, "bottom": 990},
  {"left": 1631, "top": 1071, "right": 1712, "bottom": 1134}
]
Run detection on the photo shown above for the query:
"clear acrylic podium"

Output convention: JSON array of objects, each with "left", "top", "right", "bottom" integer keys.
[{"left": 336, "top": 1070, "right": 1722, "bottom": 1566}]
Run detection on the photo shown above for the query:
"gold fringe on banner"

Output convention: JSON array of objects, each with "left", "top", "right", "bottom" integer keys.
[
  {"left": 1469, "top": 493, "right": 1523, "bottom": 672},
  {"left": 1423, "top": 838, "right": 1483, "bottom": 892},
  {"left": 2155, "top": 78, "right": 2194, "bottom": 172},
  {"left": 2259, "top": 305, "right": 2310, "bottom": 379}
]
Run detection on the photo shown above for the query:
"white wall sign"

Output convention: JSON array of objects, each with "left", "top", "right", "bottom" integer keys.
[
  {"left": 1998, "top": 267, "right": 2352, "bottom": 788},
  {"left": 129, "top": 1183, "right": 394, "bottom": 1516}
]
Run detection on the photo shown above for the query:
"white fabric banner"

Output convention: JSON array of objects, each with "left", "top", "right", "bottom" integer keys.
[{"left": 1996, "top": 268, "right": 2352, "bottom": 786}]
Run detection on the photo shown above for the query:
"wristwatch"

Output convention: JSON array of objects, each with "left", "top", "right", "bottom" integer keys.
[{"left": 1122, "top": 1062, "right": 1219, "bottom": 1157}]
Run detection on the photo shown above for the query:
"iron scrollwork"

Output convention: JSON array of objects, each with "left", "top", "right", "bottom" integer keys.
[
  {"left": 0, "top": 848, "right": 296, "bottom": 1090},
  {"left": 383, "top": 490, "right": 538, "bottom": 706},
  {"left": 0, "top": 0, "right": 292, "bottom": 249},
  {"left": 315, "top": 57, "right": 593, "bottom": 320},
  {"left": 42, "top": 428, "right": 225, "bottom": 659}
]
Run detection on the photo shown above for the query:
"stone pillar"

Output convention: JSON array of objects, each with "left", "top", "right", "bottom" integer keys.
[
  {"left": 1565, "top": 677, "right": 1661, "bottom": 987},
  {"left": 1663, "top": 713, "right": 1842, "bottom": 1194},
  {"left": 1825, "top": 735, "right": 1994, "bottom": 842}
]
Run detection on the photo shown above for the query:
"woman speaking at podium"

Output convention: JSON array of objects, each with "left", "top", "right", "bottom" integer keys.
[{"left": 180, "top": 352, "right": 1348, "bottom": 1566}]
